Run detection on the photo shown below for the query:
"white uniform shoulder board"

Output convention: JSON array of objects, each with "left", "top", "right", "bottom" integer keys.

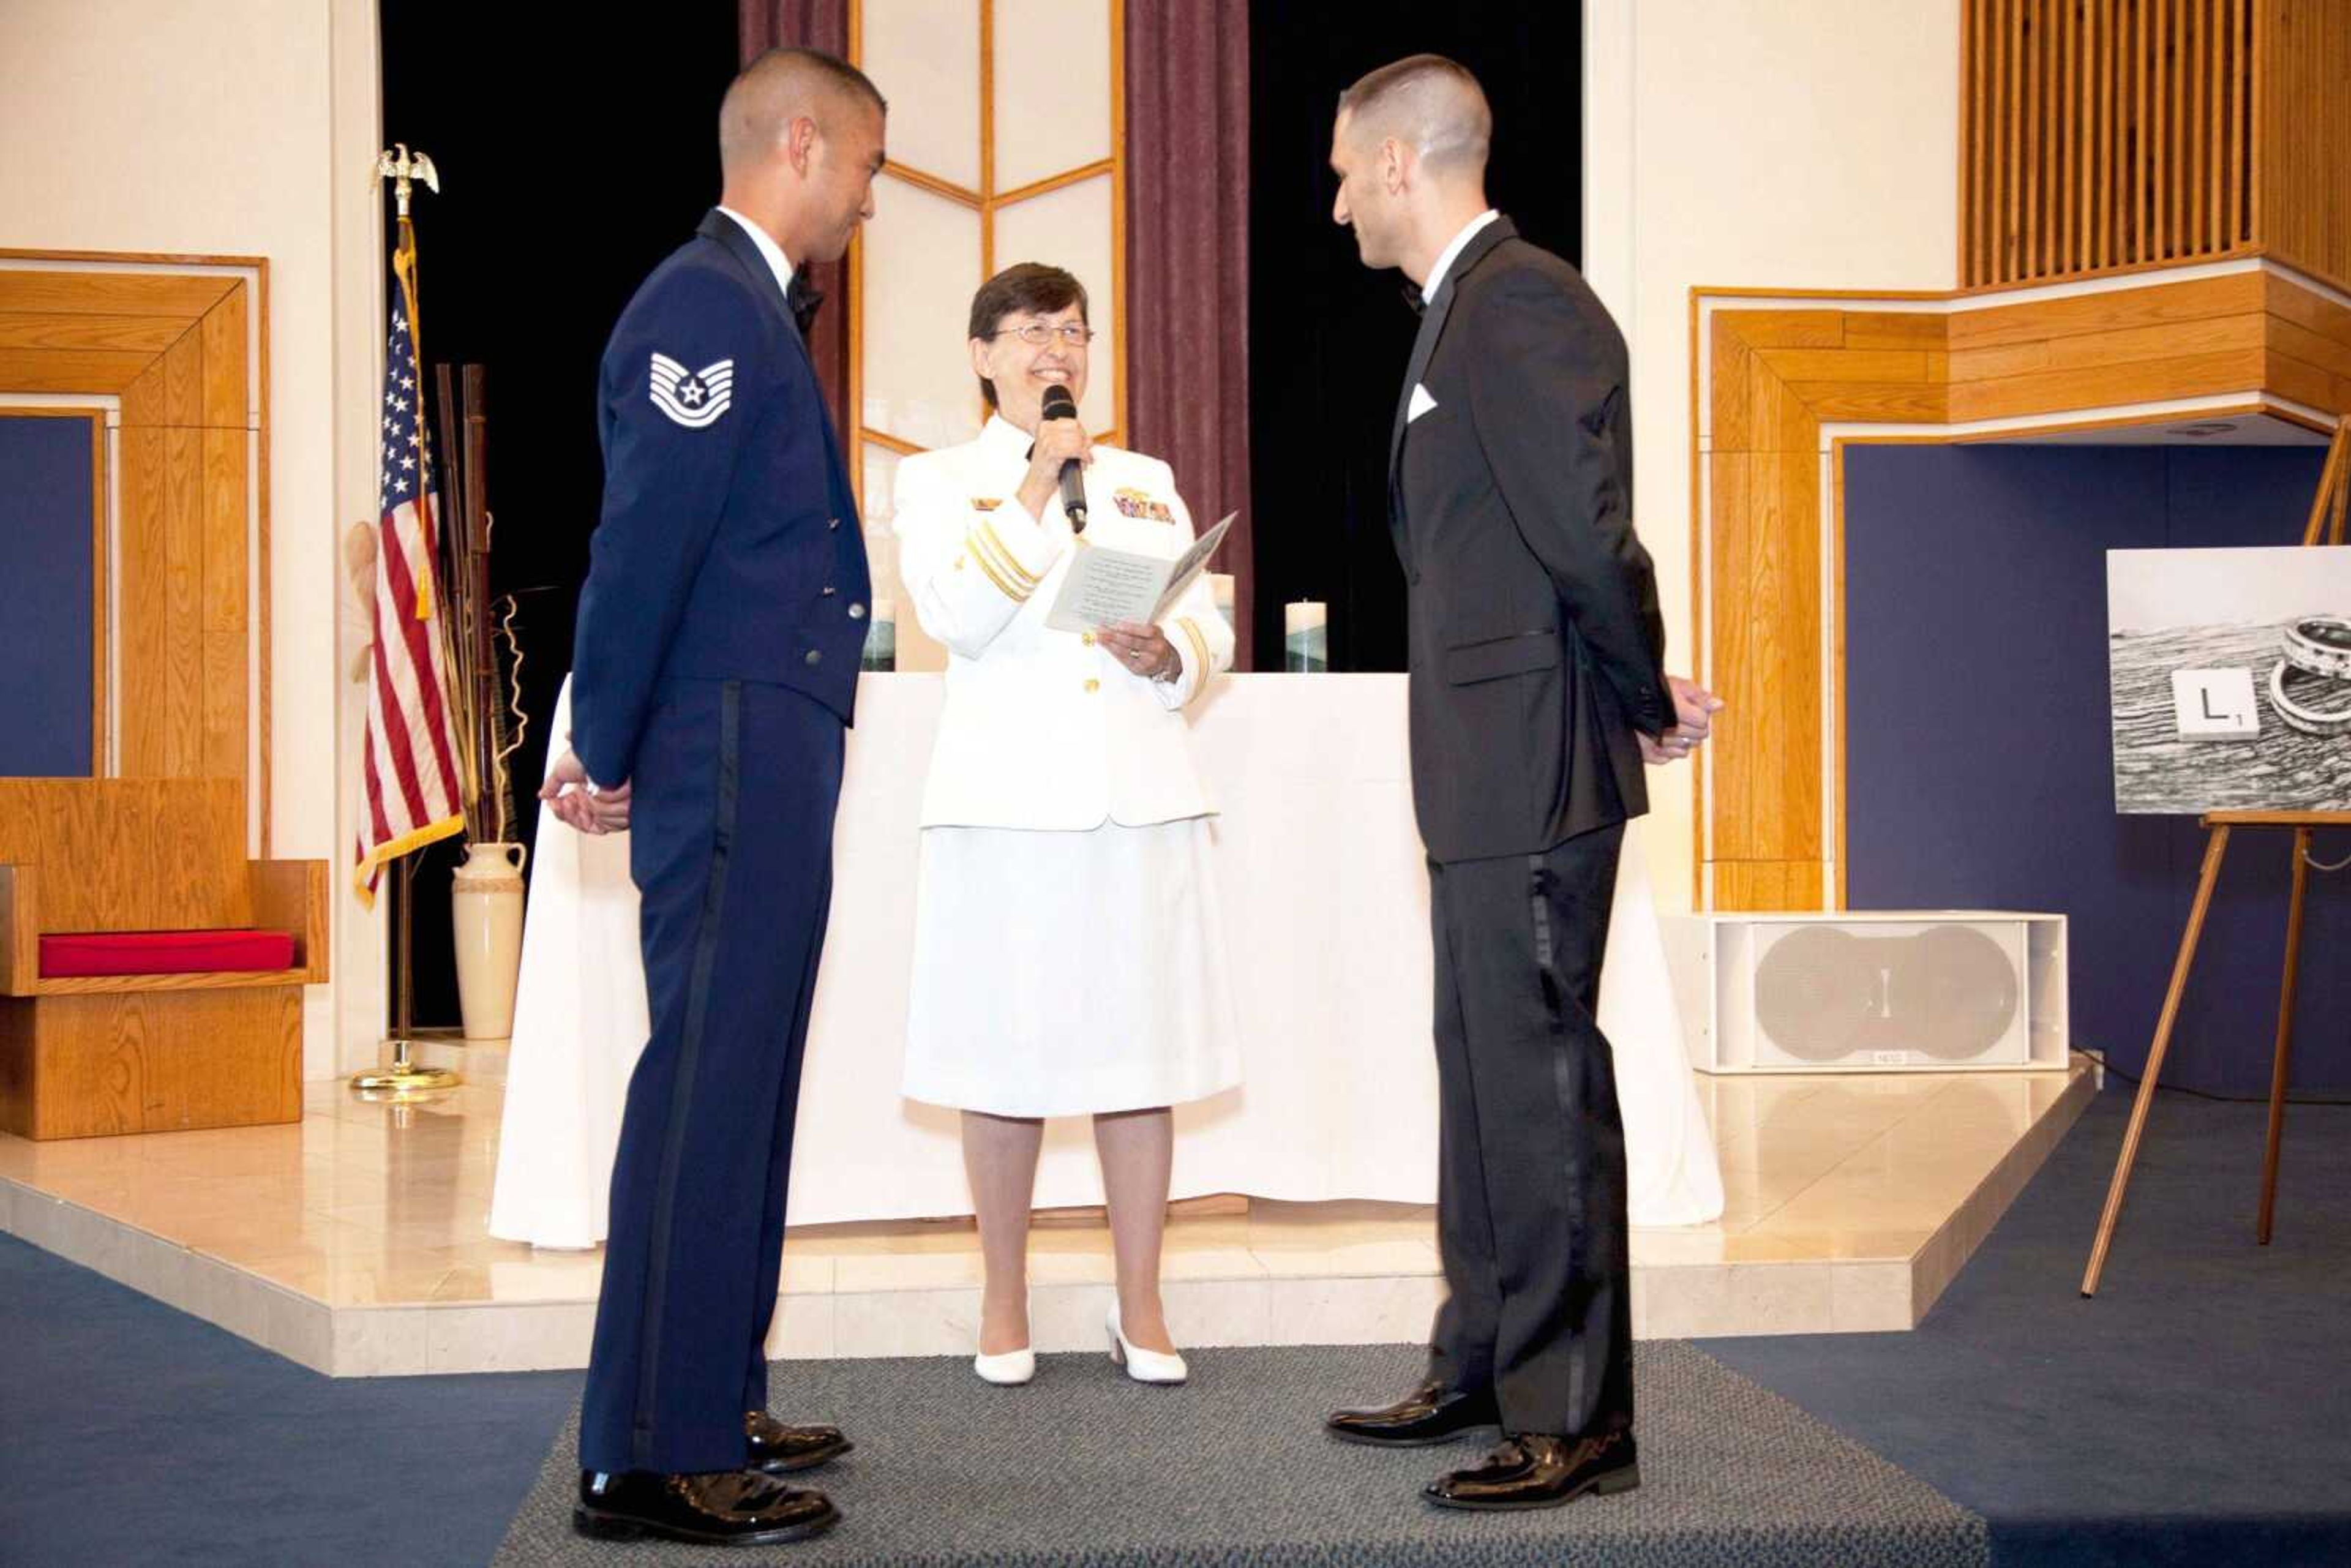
[{"left": 650, "top": 352, "right": 734, "bottom": 429}]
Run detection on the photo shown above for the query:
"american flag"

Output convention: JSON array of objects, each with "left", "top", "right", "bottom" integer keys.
[{"left": 352, "top": 233, "right": 465, "bottom": 906}]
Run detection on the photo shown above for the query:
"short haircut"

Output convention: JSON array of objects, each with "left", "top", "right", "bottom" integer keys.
[
  {"left": 1336, "top": 53, "right": 1491, "bottom": 174},
  {"left": 719, "top": 47, "right": 887, "bottom": 169},
  {"left": 966, "top": 263, "right": 1090, "bottom": 408}
]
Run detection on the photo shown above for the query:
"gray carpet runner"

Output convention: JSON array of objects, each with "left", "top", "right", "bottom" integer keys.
[{"left": 494, "top": 1341, "right": 1987, "bottom": 1566}]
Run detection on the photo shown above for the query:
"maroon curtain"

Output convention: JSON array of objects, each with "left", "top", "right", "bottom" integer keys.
[
  {"left": 739, "top": 0, "right": 853, "bottom": 444},
  {"left": 1125, "top": 0, "right": 1254, "bottom": 665}
]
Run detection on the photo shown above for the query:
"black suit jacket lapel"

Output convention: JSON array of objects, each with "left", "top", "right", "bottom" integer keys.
[{"left": 1387, "top": 217, "right": 1519, "bottom": 557}]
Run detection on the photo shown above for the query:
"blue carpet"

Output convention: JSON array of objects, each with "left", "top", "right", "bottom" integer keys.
[
  {"left": 1704, "top": 1089, "right": 2351, "bottom": 1567},
  {"left": 2, "top": 1088, "right": 2344, "bottom": 1566},
  {"left": 0, "top": 1230, "right": 582, "bottom": 1567}
]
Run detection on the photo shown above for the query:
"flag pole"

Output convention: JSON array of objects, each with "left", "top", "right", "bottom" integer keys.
[{"left": 351, "top": 143, "right": 460, "bottom": 1099}]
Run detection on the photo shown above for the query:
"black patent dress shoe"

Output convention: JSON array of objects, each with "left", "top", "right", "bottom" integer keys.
[
  {"left": 1326, "top": 1381, "right": 1501, "bottom": 1447},
  {"left": 1425, "top": 1430, "right": 1641, "bottom": 1511},
  {"left": 745, "top": 1410, "right": 853, "bottom": 1474},
  {"left": 574, "top": 1466, "right": 841, "bottom": 1546}
]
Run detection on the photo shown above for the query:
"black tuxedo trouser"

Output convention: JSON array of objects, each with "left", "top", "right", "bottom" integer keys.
[
  {"left": 580, "top": 678, "right": 842, "bottom": 1476},
  {"left": 1425, "top": 822, "right": 1633, "bottom": 1441}
]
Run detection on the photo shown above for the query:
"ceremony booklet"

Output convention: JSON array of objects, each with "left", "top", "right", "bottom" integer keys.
[{"left": 1044, "top": 511, "right": 1237, "bottom": 632}]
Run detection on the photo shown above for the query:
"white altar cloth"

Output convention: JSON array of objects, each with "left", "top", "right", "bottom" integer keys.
[{"left": 489, "top": 674, "right": 1723, "bottom": 1245}]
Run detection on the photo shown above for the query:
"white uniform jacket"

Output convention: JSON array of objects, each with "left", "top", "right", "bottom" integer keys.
[{"left": 891, "top": 415, "right": 1234, "bottom": 830}]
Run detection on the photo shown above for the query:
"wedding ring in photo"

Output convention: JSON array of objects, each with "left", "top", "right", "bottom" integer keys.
[
  {"left": 2267, "top": 658, "right": 2351, "bottom": 737},
  {"left": 2282, "top": 613, "right": 2351, "bottom": 681}
]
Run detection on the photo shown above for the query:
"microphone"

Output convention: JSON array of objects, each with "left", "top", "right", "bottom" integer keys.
[{"left": 1038, "top": 384, "right": 1088, "bottom": 533}]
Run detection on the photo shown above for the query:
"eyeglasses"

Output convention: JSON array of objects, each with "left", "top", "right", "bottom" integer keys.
[{"left": 991, "top": 323, "right": 1095, "bottom": 347}]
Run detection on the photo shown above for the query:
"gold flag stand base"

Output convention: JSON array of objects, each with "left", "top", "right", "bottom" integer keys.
[
  {"left": 351, "top": 1036, "right": 462, "bottom": 1099},
  {"left": 350, "top": 855, "right": 463, "bottom": 1100}
]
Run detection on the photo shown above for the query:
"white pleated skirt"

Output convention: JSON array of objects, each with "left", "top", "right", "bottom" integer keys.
[{"left": 901, "top": 816, "right": 1243, "bottom": 1117}]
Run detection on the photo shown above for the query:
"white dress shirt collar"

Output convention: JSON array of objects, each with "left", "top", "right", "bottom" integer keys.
[
  {"left": 716, "top": 206, "right": 797, "bottom": 302},
  {"left": 1422, "top": 209, "right": 1501, "bottom": 302},
  {"left": 980, "top": 412, "right": 1034, "bottom": 461}
]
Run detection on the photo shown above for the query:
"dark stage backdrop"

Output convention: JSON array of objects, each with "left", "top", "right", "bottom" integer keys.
[
  {"left": 378, "top": 0, "right": 741, "bottom": 1027},
  {"left": 1245, "top": 2, "right": 1583, "bottom": 673},
  {"left": 1843, "top": 443, "right": 2350, "bottom": 1096}
]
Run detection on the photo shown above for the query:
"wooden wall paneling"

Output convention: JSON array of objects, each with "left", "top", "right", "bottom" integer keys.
[
  {"left": 119, "top": 359, "right": 167, "bottom": 429},
  {"left": 0, "top": 270, "right": 230, "bottom": 318},
  {"left": 1950, "top": 345, "right": 2269, "bottom": 420},
  {"left": 201, "top": 633, "right": 247, "bottom": 780},
  {"left": 1948, "top": 269, "right": 2265, "bottom": 348},
  {"left": 198, "top": 288, "right": 246, "bottom": 429},
  {"left": 200, "top": 428, "right": 249, "bottom": 779},
  {"left": 1698, "top": 268, "right": 2339, "bottom": 912},
  {"left": 1950, "top": 312, "right": 2266, "bottom": 380},
  {"left": 2008, "top": 0, "right": 2026, "bottom": 280},
  {"left": 1706, "top": 440, "right": 1823, "bottom": 867},
  {"left": 2133, "top": 0, "right": 2150, "bottom": 263},
  {"left": 116, "top": 427, "right": 168, "bottom": 777},
  {"left": 0, "top": 312, "right": 189, "bottom": 353},
  {"left": 199, "top": 428, "right": 247, "bottom": 637},
  {"left": 0, "top": 348, "right": 150, "bottom": 391},
  {"left": 160, "top": 328, "right": 204, "bottom": 427},
  {"left": 162, "top": 427, "right": 204, "bottom": 774}
]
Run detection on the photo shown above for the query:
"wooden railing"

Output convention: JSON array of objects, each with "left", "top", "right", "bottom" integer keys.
[{"left": 1962, "top": 1, "right": 2349, "bottom": 293}]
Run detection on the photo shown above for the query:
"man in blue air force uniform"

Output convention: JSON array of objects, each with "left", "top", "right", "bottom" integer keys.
[{"left": 539, "top": 47, "right": 885, "bottom": 1549}]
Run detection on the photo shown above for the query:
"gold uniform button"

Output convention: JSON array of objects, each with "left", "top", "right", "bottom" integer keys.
[
  {"left": 954, "top": 556, "right": 966, "bottom": 571},
  {"left": 1080, "top": 631, "right": 1096, "bottom": 646},
  {"left": 1084, "top": 678, "right": 1100, "bottom": 693}
]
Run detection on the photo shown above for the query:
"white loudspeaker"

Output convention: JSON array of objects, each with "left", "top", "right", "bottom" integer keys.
[{"left": 1660, "top": 912, "right": 2069, "bottom": 1074}]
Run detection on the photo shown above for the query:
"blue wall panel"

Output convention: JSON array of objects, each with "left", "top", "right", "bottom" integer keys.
[{"left": 0, "top": 416, "right": 100, "bottom": 777}]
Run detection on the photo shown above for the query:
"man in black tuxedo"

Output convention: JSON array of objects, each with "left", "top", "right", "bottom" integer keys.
[{"left": 1321, "top": 54, "right": 1714, "bottom": 1511}]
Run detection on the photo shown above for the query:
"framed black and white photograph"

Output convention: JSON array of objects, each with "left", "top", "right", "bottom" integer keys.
[{"left": 2107, "top": 546, "right": 2351, "bottom": 814}]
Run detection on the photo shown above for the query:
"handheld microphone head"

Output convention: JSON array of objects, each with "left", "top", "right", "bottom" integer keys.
[{"left": 1038, "top": 386, "right": 1086, "bottom": 532}]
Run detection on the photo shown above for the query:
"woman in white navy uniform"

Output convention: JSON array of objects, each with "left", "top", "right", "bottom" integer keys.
[{"left": 893, "top": 263, "right": 1240, "bottom": 1387}]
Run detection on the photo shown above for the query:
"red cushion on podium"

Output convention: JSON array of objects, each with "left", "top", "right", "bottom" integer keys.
[{"left": 38, "top": 929, "right": 296, "bottom": 978}]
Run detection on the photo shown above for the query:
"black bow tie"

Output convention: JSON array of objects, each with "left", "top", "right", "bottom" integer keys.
[
  {"left": 786, "top": 273, "right": 825, "bottom": 335},
  {"left": 1403, "top": 280, "right": 1428, "bottom": 318}
]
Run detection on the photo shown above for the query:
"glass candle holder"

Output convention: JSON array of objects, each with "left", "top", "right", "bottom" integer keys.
[
  {"left": 860, "top": 597, "right": 897, "bottom": 672},
  {"left": 1284, "top": 600, "right": 1328, "bottom": 672}
]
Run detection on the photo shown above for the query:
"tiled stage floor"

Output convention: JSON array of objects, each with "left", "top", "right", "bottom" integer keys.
[{"left": 0, "top": 1057, "right": 2095, "bottom": 1376}]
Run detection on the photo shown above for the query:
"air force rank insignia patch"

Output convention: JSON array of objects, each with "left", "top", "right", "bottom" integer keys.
[{"left": 650, "top": 353, "right": 734, "bottom": 428}]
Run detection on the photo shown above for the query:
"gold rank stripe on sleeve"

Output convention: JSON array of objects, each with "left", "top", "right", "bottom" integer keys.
[
  {"left": 1175, "top": 617, "right": 1212, "bottom": 691},
  {"left": 963, "top": 527, "right": 1033, "bottom": 602},
  {"left": 974, "top": 521, "right": 1040, "bottom": 591}
]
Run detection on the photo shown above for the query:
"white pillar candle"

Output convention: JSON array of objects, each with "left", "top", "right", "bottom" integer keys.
[
  {"left": 1284, "top": 600, "right": 1329, "bottom": 672},
  {"left": 861, "top": 596, "right": 897, "bottom": 672},
  {"left": 1209, "top": 572, "right": 1236, "bottom": 623}
]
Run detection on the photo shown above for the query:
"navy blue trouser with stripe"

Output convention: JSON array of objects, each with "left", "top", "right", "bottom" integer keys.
[
  {"left": 580, "top": 678, "right": 842, "bottom": 1476},
  {"left": 1423, "top": 822, "right": 1633, "bottom": 1442}
]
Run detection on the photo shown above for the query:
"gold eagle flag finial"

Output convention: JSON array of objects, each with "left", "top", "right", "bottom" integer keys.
[{"left": 375, "top": 143, "right": 441, "bottom": 219}]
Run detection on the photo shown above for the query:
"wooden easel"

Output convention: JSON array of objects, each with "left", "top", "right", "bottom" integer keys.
[{"left": 2082, "top": 421, "right": 2351, "bottom": 1296}]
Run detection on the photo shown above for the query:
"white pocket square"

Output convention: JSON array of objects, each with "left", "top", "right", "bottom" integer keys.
[{"left": 1407, "top": 383, "right": 1438, "bottom": 424}]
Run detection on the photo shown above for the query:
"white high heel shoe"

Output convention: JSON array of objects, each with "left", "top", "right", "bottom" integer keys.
[
  {"left": 1106, "top": 1302, "right": 1188, "bottom": 1385},
  {"left": 973, "top": 1297, "right": 1035, "bottom": 1386},
  {"left": 972, "top": 1345, "right": 1035, "bottom": 1386}
]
